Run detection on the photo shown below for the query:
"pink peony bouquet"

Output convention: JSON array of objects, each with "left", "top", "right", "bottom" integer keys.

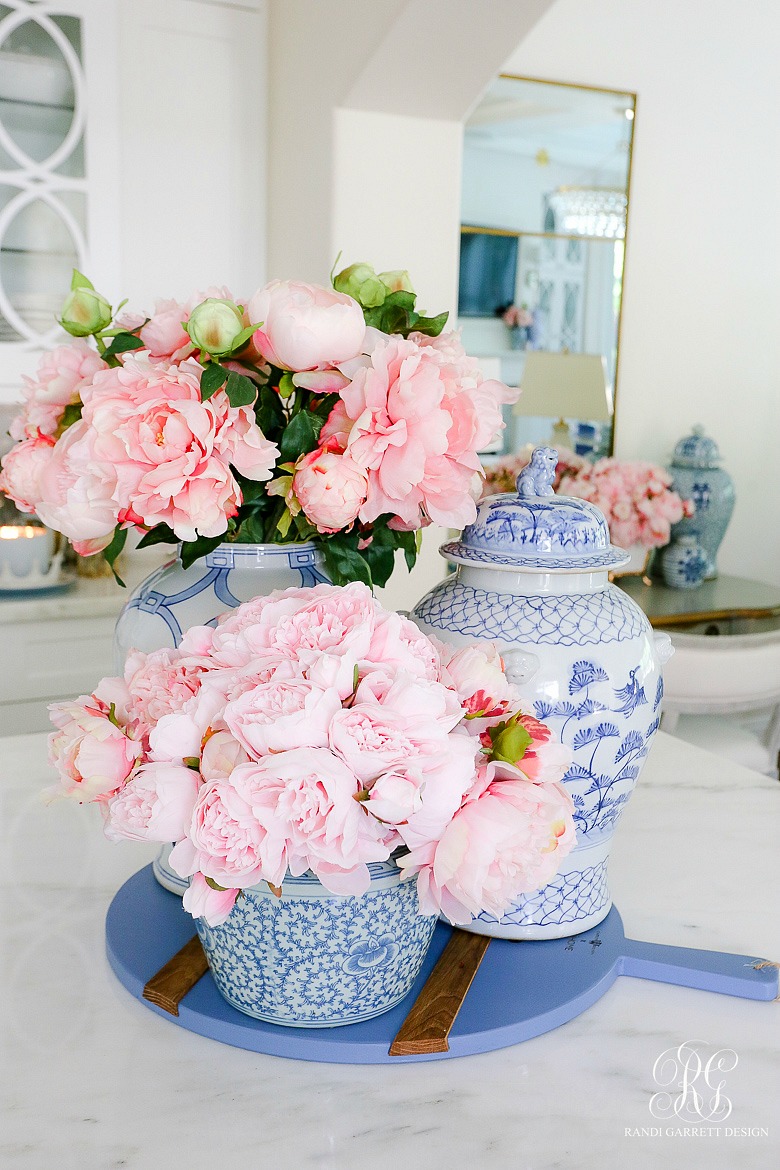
[
  {"left": 562, "top": 458, "right": 694, "bottom": 549},
  {"left": 0, "top": 264, "right": 516, "bottom": 587},
  {"left": 46, "top": 582, "right": 574, "bottom": 927},
  {"left": 501, "top": 304, "right": 533, "bottom": 329}
]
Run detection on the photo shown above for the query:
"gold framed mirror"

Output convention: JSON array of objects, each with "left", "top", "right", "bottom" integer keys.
[{"left": 458, "top": 74, "right": 636, "bottom": 460}]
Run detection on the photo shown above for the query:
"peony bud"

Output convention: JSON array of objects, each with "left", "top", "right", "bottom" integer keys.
[
  {"left": 379, "top": 269, "right": 414, "bottom": 294},
  {"left": 60, "top": 287, "right": 112, "bottom": 337},
  {"left": 333, "top": 262, "right": 387, "bottom": 309},
  {"left": 185, "top": 298, "right": 246, "bottom": 356}
]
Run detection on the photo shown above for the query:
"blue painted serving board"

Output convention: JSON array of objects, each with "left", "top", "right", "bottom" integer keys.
[{"left": 106, "top": 866, "right": 778, "bottom": 1065}]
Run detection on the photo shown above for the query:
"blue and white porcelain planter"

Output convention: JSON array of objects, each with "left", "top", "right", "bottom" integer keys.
[
  {"left": 412, "top": 447, "right": 673, "bottom": 941},
  {"left": 194, "top": 861, "right": 437, "bottom": 1027},
  {"left": 115, "top": 541, "right": 330, "bottom": 895},
  {"left": 114, "top": 541, "right": 329, "bottom": 663}
]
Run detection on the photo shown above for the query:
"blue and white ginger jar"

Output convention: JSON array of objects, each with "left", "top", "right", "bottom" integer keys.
[
  {"left": 412, "top": 447, "right": 673, "bottom": 941},
  {"left": 668, "top": 426, "right": 735, "bottom": 579},
  {"left": 195, "top": 860, "right": 436, "bottom": 1027},
  {"left": 661, "top": 534, "right": 708, "bottom": 590}
]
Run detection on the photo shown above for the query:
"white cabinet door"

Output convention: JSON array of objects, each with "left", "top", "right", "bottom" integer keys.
[{"left": 0, "top": 0, "right": 121, "bottom": 403}]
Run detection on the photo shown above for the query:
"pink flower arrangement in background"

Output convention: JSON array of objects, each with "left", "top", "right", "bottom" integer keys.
[
  {"left": 46, "top": 583, "right": 574, "bottom": 927},
  {"left": 1, "top": 264, "right": 516, "bottom": 587},
  {"left": 564, "top": 458, "right": 694, "bottom": 549},
  {"left": 482, "top": 446, "right": 693, "bottom": 550},
  {"left": 501, "top": 304, "right": 534, "bottom": 330}
]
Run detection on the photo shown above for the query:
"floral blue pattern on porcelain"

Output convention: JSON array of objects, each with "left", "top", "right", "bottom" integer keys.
[
  {"left": 661, "top": 535, "right": 709, "bottom": 590},
  {"left": 194, "top": 860, "right": 436, "bottom": 1027}
]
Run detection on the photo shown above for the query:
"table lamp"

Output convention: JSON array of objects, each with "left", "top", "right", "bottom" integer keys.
[{"left": 514, "top": 352, "right": 612, "bottom": 448}]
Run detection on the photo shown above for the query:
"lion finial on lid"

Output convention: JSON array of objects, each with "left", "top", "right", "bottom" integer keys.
[{"left": 516, "top": 446, "right": 557, "bottom": 498}]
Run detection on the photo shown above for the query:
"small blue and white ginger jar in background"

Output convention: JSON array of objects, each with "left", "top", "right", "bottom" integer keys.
[
  {"left": 412, "top": 446, "right": 673, "bottom": 941},
  {"left": 668, "top": 426, "right": 735, "bottom": 579},
  {"left": 661, "top": 534, "right": 708, "bottom": 590},
  {"left": 195, "top": 861, "right": 436, "bottom": 1027}
]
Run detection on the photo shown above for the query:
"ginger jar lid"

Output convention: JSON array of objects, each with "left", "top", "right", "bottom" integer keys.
[
  {"left": 671, "top": 424, "right": 722, "bottom": 469},
  {"left": 441, "top": 446, "right": 630, "bottom": 573}
]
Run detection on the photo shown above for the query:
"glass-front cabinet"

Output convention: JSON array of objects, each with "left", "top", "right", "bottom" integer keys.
[{"left": 0, "top": 0, "right": 117, "bottom": 400}]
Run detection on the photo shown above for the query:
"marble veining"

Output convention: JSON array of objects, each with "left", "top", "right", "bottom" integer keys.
[{"left": 1, "top": 731, "right": 778, "bottom": 1169}]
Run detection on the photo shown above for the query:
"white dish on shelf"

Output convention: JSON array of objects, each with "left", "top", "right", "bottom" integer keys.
[{"left": 0, "top": 50, "right": 74, "bottom": 108}]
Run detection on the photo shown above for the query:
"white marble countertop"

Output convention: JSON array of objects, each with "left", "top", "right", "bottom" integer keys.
[
  {"left": 1, "top": 731, "right": 778, "bottom": 1170},
  {"left": 0, "top": 553, "right": 169, "bottom": 624}
]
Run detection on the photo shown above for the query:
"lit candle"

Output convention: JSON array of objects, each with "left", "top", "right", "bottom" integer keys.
[{"left": 0, "top": 524, "right": 55, "bottom": 581}]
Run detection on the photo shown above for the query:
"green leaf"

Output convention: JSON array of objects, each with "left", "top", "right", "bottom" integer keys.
[
  {"left": 279, "top": 410, "right": 322, "bottom": 462},
  {"left": 101, "top": 332, "right": 145, "bottom": 360},
  {"left": 278, "top": 372, "right": 295, "bottom": 400},
  {"left": 256, "top": 383, "right": 286, "bottom": 436},
  {"left": 180, "top": 533, "right": 226, "bottom": 569},
  {"left": 205, "top": 876, "right": 229, "bottom": 892},
  {"left": 200, "top": 362, "right": 229, "bottom": 400},
  {"left": 411, "top": 310, "right": 449, "bottom": 337},
  {"left": 228, "top": 322, "right": 261, "bottom": 354},
  {"left": 394, "top": 529, "right": 418, "bottom": 573},
  {"left": 225, "top": 370, "right": 257, "bottom": 408},
  {"left": 59, "top": 402, "right": 82, "bottom": 430},
  {"left": 70, "top": 269, "right": 94, "bottom": 291},
  {"left": 321, "top": 536, "right": 372, "bottom": 588},
  {"left": 235, "top": 512, "right": 267, "bottom": 543},
  {"left": 102, "top": 526, "right": 127, "bottom": 586},
  {"left": 183, "top": 757, "right": 200, "bottom": 769},
  {"left": 382, "top": 289, "right": 417, "bottom": 313},
  {"left": 136, "top": 524, "right": 177, "bottom": 549},
  {"left": 361, "top": 539, "right": 395, "bottom": 589}
]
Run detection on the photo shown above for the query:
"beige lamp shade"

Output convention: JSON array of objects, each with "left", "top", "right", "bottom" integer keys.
[{"left": 514, "top": 352, "right": 613, "bottom": 421}]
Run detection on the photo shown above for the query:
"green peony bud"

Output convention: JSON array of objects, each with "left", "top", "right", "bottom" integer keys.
[
  {"left": 487, "top": 715, "right": 533, "bottom": 766},
  {"left": 60, "top": 286, "right": 112, "bottom": 337},
  {"left": 186, "top": 298, "right": 246, "bottom": 356},
  {"left": 379, "top": 269, "right": 415, "bottom": 295},
  {"left": 333, "top": 262, "right": 387, "bottom": 308}
]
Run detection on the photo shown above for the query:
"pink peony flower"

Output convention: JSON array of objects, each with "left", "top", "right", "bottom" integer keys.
[
  {"left": 139, "top": 297, "right": 192, "bottom": 360},
  {"left": 318, "top": 399, "right": 355, "bottom": 453},
  {"left": 262, "top": 748, "right": 390, "bottom": 894},
  {"left": 292, "top": 448, "right": 368, "bottom": 533},
  {"left": 124, "top": 646, "right": 207, "bottom": 729},
  {"left": 103, "top": 761, "right": 200, "bottom": 842},
  {"left": 338, "top": 333, "right": 513, "bottom": 530},
  {"left": 367, "top": 610, "right": 442, "bottom": 681},
  {"left": 0, "top": 433, "right": 55, "bottom": 513},
  {"left": 78, "top": 355, "right": 276, "bottom": 542},
  {"left": 247, "top": 279, "right": 366, "bottom": 371},
  {"left": 183, "top": 872, "right": 238, "bottom": 925},
  {"left": 169, "top": 767, "right": 290, "bottom": 891},
  {"left": 224, "top": 678, "right": 342, "bottom": 757},
  {"left": 199, "top": 729, "right": 250, "bottom": 780},
  {"left": 33, "top": 420, "right": 119, "bottom": 551},
  {"left": 47, "top": 692, "right": 142, "bottom": 802},
  {"left": 438, "top": 641, "right": 517, "bottom": 717},
  {"left": 9, "top": 340, "right": 107, "bottom": 441},
  {"left": 398, "top": 762, "right": 575, "bottom": 924}
]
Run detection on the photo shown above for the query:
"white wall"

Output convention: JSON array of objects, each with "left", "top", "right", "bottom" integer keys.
[
  {"left": 504, "top": 0, "right": 780, "bottom": 585},
  {"left": 117, "top": 0, "right": 267, "bottom": 307}
]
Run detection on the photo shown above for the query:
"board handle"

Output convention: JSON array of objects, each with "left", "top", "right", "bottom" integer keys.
[{"left": 621, "top": 938, "right": 779, "bottom": 1001}]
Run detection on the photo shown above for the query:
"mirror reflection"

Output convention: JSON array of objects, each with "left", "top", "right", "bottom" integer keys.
[{"left": 458, "top": 74, "right": 636, "bottom": 460}]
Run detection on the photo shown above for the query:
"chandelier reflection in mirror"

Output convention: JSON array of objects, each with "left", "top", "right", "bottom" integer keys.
[{"left": 546, "top": 188, "right": 627, "bottom": 240}]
